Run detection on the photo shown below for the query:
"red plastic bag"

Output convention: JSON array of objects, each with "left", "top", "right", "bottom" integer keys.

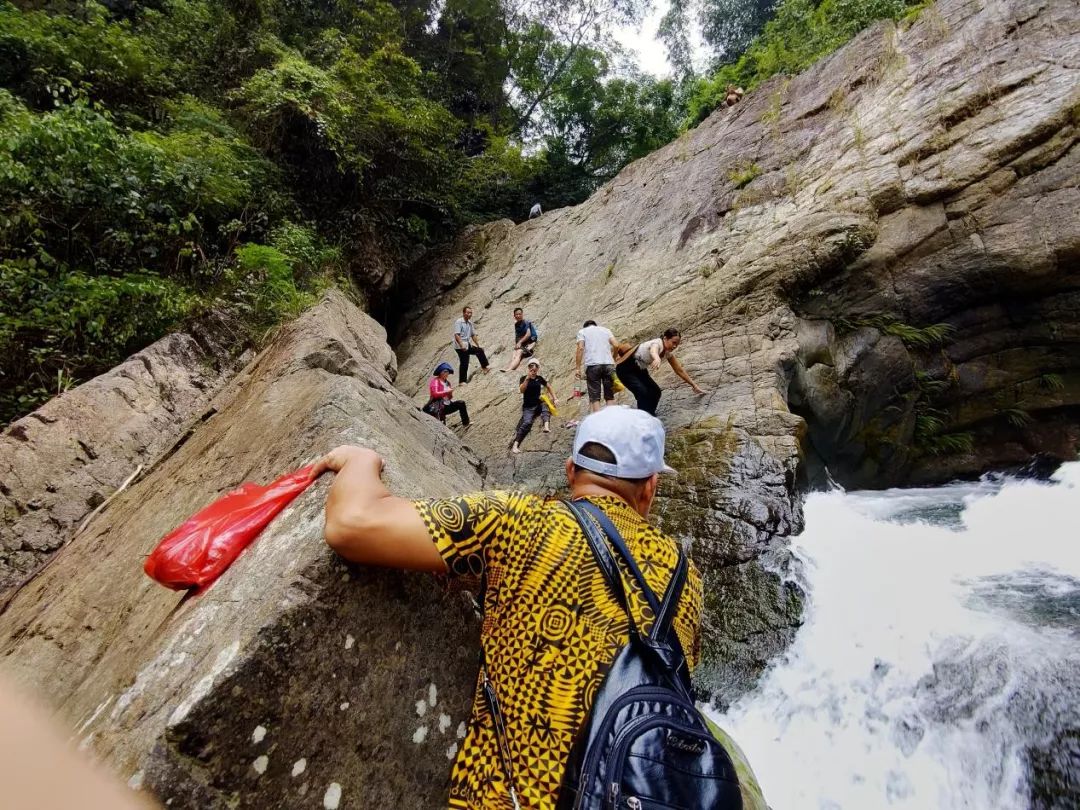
[{"left": 144, "top": 466, "right": 318, "bottom": 590}]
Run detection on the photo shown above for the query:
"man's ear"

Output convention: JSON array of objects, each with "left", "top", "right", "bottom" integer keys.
[
  {"left": 565, "top": 458, "right": 576, "bottom": 486},
  {"left": 642, "top": 473, "right": 660, "bottom": 512}
]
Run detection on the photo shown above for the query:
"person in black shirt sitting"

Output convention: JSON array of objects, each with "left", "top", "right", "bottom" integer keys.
[
  {"left": 511, "top": 359, "right": 557, "bottom": 454},
  {"left": 501, "top": 307, "right": 538, "bottom": 372}
]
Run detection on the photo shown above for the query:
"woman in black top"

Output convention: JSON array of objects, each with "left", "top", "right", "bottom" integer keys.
[{"left": 511, "top": 359, "right": 557, "bottom": 454}]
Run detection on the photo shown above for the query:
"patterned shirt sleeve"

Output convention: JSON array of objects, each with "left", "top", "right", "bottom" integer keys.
[{"left": 412, "top": 491, "right": 516, "bottom": 578}]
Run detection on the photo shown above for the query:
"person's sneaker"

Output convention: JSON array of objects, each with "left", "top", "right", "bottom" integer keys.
[
  {"left": 511, "top": 444, "right": 521, "bottom": 454},
  {"left": 542, "top": 423, "right": 551, "bottom": 433},
  {"left": 564, "top": 419, "right": 580, "bottom": 428}
]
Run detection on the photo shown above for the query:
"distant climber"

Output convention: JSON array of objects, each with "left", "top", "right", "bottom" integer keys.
[
  {"left": 615, "top": 327, "right": 705, "bottom": 416},
  {"left": 725, "top": 84, "right": 745, "bottom": 107},
  {"left": 501, "top": 307, "right": 538, "bottom": 372},
  {"left": 316, "top": 406, "right": 704, "bottom": 809},
  {"left": 511, "top": 359, "right": 556, "bottom": 454},
  {"left": 452, "top": 306, "right": 490, "bottom": 382},
  {"left": 422, "top": 362, "right": 469, "bottom": 427},
  {"left": 529, "top": 202, "right": 542, "bottom": 219},
  {"left": 575, "top": 319, "right": 622, "bottom": 414}
]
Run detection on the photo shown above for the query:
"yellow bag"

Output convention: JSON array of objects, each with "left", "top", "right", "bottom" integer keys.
[
  {"left": 540, "top": 392, "right": 558, "bottom": 417},
  {"left": 612, "top": 374, "right": 626, "bottom": 394}
]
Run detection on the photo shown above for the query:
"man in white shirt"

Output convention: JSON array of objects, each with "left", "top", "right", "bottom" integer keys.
[
  {"left": 453, "top": 306, "right": 490, "bottom": 382},
  {"left": 575, "top": 320, "right": 622, "bottom": 414}
]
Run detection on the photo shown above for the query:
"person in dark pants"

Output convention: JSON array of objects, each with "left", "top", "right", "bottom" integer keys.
[
  {"left": 501, "top": 307, "right": 538, "bottom": 372},
  {"left": 615, "top": 327, "right": 705, "bottom": 416},
  {"left": 452, "top": 306, "right": 490, "bottom": 382},
  {"left": 422, "top": 362, "right": 470, "bottom": 427},
  {"left": 511, "top": 359, "right": 557, "bottom": 454}
]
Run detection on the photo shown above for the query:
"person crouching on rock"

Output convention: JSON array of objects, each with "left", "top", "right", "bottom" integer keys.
[
  {"left": 511, "top": 359, "right": 557, "bottom": 454},
  {"left": 501, "top": 307, "right": 538, "bottom": 372},
  {"left": 615, "top": 327, "right": 705, "bottom": 416},
  {"left": 423, "top": 362, "right": 470, "bottom": 427}
]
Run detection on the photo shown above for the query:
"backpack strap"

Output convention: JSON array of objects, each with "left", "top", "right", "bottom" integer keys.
[
  {"left": 575, "top": 500, "right": 661, "bottom": 616},
  {"left": 565, "top": 499, "right": 694, "bottom": 690},
  {"left": 563, "top": 500, "right": 641, "bottom": 639},
  {"left": 654, "top": 547, "right": 688, "bottom": 643}
]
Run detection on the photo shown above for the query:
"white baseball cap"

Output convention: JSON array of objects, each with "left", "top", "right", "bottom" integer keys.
[
  {"left": 526, "top": 358, "right": 540, "bottom": 368},
  {"left": 572, "top": 406, "right": 676, "bottom": 478}
]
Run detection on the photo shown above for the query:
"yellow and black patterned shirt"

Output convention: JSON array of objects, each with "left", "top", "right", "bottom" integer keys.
[{"left": 412, "top": 491, "right": 703, "bottom": 809}]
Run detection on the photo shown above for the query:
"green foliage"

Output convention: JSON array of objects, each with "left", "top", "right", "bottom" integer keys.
[
  {"left": 0, "top": 259, "right": 194, "bottom": 418},
  {"left": 922, "top": 431, "right": 975, "bottom": 456},
  {"left": 728, "top": 162, "right": 761, "bottom": 188},
  {"left": 834, "top": 313, "right": 955, "bottom": 349},
  {"left": 1003, "top": 407, "right": 1033, "bottom": 428},
  {"left": 686, "top": 0, "right": 924, "bottom": 125},
  {"left": 1038, "top": 372, "right": 1065, "bottom": 391},
  {"left": 232, "top": 243, "right": 316, "bottom": 327},
  {"left": 912, "top": 403, "right": 973, "bottom": 457}
]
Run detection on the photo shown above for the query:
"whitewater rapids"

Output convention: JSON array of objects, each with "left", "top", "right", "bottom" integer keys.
[{"left": 711, "top": 462, "right": 1080, "bottom": 809}]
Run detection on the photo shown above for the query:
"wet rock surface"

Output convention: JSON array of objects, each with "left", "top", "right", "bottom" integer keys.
[{"left": 0, "top": 291, "right": 485, "bottom": 807}]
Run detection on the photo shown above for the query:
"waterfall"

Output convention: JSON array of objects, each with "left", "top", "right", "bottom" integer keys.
[{"left": 711, "top": 462, "right": 1080, "bottom": 809}]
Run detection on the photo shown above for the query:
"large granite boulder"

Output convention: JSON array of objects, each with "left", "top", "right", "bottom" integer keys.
[{"left": 0, "top": 291, "right": 487, "bottom": 808}]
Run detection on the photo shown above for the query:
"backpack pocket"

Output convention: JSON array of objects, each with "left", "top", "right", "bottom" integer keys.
[{"left": 607, "top": 716, "right": 742, "bottom": 810}]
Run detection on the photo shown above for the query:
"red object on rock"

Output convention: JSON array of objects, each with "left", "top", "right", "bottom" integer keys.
[{"left": 144, "top": 466, "right": 318, "bottom": 590}]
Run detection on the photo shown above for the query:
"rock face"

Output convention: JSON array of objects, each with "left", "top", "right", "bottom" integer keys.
[
  {"left": 0, "top": 0, "right": 1077, "bottom": 806},
  {"left": 394, "top": 0, "right": 1078, "bottom": 697},
  {"left": 0, "top": 316, "right": 250, "bottom": 600},
  {"left": 0, "top": 291, "right": 487, "bottom": 808}
]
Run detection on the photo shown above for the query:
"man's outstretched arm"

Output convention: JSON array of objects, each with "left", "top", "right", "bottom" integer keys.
[{"left": 315, "top": 445, "right": 446, "bottom": 572}]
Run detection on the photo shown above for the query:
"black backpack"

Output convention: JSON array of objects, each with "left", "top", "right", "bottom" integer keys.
[{"left": 555, "top": 499, "right": 743, "bottom": 810}]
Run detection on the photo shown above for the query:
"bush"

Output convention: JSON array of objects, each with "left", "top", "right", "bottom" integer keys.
[
  {"left": 0, "top": 259, "right": 193, "bottom": 419},
  {"left": 232, "top": 243, "right": 316, "bottom": 328}
]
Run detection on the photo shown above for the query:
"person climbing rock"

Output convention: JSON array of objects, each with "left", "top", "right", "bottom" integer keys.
[
  {"left": 501, "top": 307, "right": 538, "bottom": 372},
  {"left": 316, "top": 406, "right": 703, "bottom": 810},
  {"left": 575, "top": 319, "right": 621, "bottom": 414},
  {"left": 529, "top": 202, "right": 542, "bottom": 219},
  {"left": 615, "top": 327, "right": 705, "bottom": 416},
  {"left": 511, "top": 359, "right": 556, "bottom": 454},
  {"left": 452, "top": 306, "right": 490, "bottom": 382},
  {"left": 422, "top": 362, "right": 469, "bottom": 427}
]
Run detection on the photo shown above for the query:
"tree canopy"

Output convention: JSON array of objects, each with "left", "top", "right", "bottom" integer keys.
[{"left": 1, "top": 0, "right": 929, "bottom": 423}]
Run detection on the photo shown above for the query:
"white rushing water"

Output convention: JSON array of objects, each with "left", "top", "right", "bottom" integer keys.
[{"left": 712, "top": 462, "right": 1080, "bottom": 809}]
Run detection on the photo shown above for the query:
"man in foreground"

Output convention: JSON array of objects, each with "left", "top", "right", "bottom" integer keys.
[
  {"left": 316, "top": 407, "right": 702, "bottom": 809},
  {"left": 453, "top": 306, "right": 490, "bottom": 381}
]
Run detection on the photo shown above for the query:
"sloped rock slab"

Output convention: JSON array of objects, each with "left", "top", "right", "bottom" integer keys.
[
  {"left": 1, "top": 320, "right": 250, "bottom": 600},
  {"left": 0, "top": 291, "right": 484, "bottom": 808}
]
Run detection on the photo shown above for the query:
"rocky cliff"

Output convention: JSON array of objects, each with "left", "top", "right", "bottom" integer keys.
[
  {"left": 0, "top": 0, "right": 1076, "bottom": 806},
  {"left": 0, "top": 316, "right": 250, "bottom": 601},
  {"left": 397, "top": 0, "right": 1079, "bottom": 492},
  {"left": 0, "top": 293, "right": 488, "bottom": 807},
  {"left": 393, "top": 0, "right": 1078, "bottom": 704}
]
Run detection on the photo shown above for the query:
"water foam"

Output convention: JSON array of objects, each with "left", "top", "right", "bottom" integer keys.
[{"left": 711, "top": 462, "right": 1080, "bottom": 809}]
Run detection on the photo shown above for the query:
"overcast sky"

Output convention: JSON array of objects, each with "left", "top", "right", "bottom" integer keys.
[
  {"left": 613, "top": 4, "right": 709, "bottom": 78},
  {"left": 613, "top": 5, "right": 673, "bottom": 76}
]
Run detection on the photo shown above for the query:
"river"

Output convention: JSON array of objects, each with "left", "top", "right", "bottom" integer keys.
[{"left": 711, "top": 462, "right": 1080, "bottom": 809}]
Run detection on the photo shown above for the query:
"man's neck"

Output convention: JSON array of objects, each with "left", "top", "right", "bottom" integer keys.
[{"left": 570, "top": 483, "right": 645, "bottom": 519}]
